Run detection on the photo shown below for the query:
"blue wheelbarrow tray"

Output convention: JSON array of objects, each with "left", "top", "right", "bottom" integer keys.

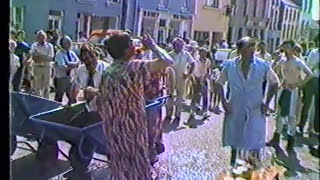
[
  {"left": 10, "top": 91, "right": 62, "bottom": 138},
  {"left": 29, "top": 95, "right": 170, "bottom": 160}
]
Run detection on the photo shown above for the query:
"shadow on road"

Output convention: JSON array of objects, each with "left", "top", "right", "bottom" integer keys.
[
  {"left": 272, "top": 146, "right": 318, "bottom": 178},
  {"left": 11, "top": 153, "right": 70, "bottom": 180}
]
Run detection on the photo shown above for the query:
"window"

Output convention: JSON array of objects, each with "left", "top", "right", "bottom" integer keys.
[
  {"left": 11, "top": 7, "right": 24, "bottom": 29},
  {"left": 206, "top": 0, "right": 219, "bottom": 8},
  {"left": 108, "top": 0, "right": 120, "bottom": 3},
  {"left": 77, "top": 0, "right": 96, "bottom": 3},
  {"left": 260, "top": 30, "right": 265, "bottom": 41},
  {"left": 182, "top": 0, "right": 190, "bottom": 11},
  {"left": 309, "top": 0, "right": 313, "bottom": 13},
  {"left": 262, "top": 0, "right": 267, "bottom": 18},
  {"left": 48, "top": 10, "right": 63, "bottom": 31},
  {"left": 231, "top": 0, "right": 237, "bottom": 15},
  {"left": 238, "top": 28, "right": 243, "bottom": 39},
  {"left": 243, "top": 0, "right": 248, "bottom": 16},
  {"left": 159, "top": 0, "right": 169, "bottom": 9},
  {"left": 247, "top": 28, "right": 253, "bottom": 36},
  {"left": 159, "top": 19, "right": 166, "bottom": 27},
  {"left": 253, "top": 0, "right": 257, "bottom": 17}
]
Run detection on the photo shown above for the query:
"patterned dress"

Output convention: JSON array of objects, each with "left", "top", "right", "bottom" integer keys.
[{"left": 96, "top": 60, "right": 156, "bottom": 180}]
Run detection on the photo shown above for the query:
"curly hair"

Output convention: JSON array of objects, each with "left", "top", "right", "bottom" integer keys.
[{"left": 79, "top": 44, "right": 97, "bottom": 62}]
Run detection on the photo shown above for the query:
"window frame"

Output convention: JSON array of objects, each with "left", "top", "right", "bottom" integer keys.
[
  {"left": 11, "top": 6, "right": 24, "bottom": 29},
  {"left": 158, "top": 0, "right": 169, "bottom": 9},
  {"left": 108, "top": 0, "right": 120, "bottom": 4},
  {"left": 48, "top": 10, "right": 64, "bottom": 31},
  {"left": 206, "top": 0, "right": 219, "bottom": 8}
]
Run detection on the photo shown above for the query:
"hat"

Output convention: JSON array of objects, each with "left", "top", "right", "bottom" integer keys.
[
  {"left": 231, "top": 43, "right": 237, "bottom": 48},
  {"left": 188, "top": 40, "right": 199, "bottom": 48},
  {"left": 199, "top": 47, "right": 209, "bottom": 52}
]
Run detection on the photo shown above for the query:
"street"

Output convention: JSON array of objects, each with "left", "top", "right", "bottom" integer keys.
[{"left": 11, "top": 105, "right": 319, "bottom": 180}]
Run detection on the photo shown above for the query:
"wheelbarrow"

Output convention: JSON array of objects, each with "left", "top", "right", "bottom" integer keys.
[
  {"left": 29, "top": 95, "right": 170, "bottom": 177},
  {"left": 10, "top": 91, "right": 62, "bottom": 157}
]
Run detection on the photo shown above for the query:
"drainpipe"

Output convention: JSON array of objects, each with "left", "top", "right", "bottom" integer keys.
[{"left": 133, "top": 0, "right": 139, "bottom": 35}]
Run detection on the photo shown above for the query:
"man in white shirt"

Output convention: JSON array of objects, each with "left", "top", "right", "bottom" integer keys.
[
  {"left": 164, "top": 38, "right": 195, "bottom": 126},
  {"left": 74, "top": 45, "right": 109, "bottom": 112},
  {"left": 31, "top": 30, "right": 54, "bottom": 98},
  {"left": 9, "top": 39, "right": 20, "bottom": 91},
  {"left": 54, "top": 36, "right": 80, "bottom": 103},
  {"left": 189, "top": 47, "right": 211, "bottom": 118},
  {"left": 255, "top": 41, "right": 272, "bottom": 62}
]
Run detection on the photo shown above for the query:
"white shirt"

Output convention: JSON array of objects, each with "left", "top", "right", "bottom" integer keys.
[
  {"left": 78, "top": 37, "right": 87, "bottom": 44},
  {"left": 75, "top": 60, "right": 109, "bottom": 89},
  {"left": 169, "top": 50, "right": 195, "bottom": 77},
  {"left": 10, "top": 52, "right": 20, "bottom": 84},
  {"left": 306, "top": 48, "right": 319, "bottom": 76},
  {"left": 75, "top": 60, "right": 109, "bottom": 111},
  {"left": 54, "top": 49, "right": 80, "bottom": 78},
  {"left": 255, "top": 51, "right": 272, "bottom": 62},
  {"left": 31, "top": 42, "right": 54, "bottom": 66},
  {"left": 193, "top": 58, "right": 211, "bottom": 78}
]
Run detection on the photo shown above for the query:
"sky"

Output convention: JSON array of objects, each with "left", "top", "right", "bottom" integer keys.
[{"left": 312, "top": 0, "right": 319, "bottom": 20}]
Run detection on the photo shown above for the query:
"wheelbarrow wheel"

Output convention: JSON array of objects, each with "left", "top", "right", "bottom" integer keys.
[
  {"left": 36, "top": 141, "right": 59, "bottom": 161},
  {"left": 10, "top": 135, "right": 17, "bottom": 156},
  {"left": 69, "top": 145, "right": 93, "bottom": 172}
]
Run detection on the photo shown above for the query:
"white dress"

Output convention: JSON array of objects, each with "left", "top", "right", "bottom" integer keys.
[{"left": 217, "top": 57, "right": 280, "bottom": 150}]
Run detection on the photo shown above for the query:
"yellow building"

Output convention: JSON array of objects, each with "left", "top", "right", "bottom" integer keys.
[{"left": 192, "top": 0, "right": 231, "bottom": 47}]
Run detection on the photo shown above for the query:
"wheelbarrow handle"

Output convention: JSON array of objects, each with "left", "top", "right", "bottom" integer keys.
[
  {"left": 154, "top": 95, "right": 171, "bottom": 102},
  {"left": 155, "top": 95, "right": 171, "bottom": 107},
  {"left": 78, "top": 135, "right": 97, "bottom": 160}
]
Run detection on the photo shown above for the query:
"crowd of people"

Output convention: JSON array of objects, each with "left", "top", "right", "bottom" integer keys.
[{"left": 9, "top": 27, "right": 319, "bottom": 179}]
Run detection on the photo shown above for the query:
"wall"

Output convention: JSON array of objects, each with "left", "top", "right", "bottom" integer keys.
[
  {"left": 12, "top": 0, "right": 121, "bottom": 42},
  {"left": 193, "top": 0, "right": 229, "bottom": 33}
]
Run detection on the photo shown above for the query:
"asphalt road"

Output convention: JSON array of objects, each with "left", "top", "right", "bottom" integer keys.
[{"left": 10, "top": 96, "right": 320, "bottom": 180}]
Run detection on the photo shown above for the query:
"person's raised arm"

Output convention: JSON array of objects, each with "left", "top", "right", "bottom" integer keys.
[{"left": 140, "top": 34, "right": 174, "bottom": 74}]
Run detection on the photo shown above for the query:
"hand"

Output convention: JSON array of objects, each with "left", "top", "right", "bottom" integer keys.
[
  {"left": 261, "top": 103, "right": 275, "bottom": 114},
  {"left": 183, "top": 73, "right": 190, "bottom": 79},
  {"left": 24, "top": 59, "right": 32, "bottom": 66},
  {"left": 32, "top": 50, "right": 41, "bottom": 56},
  {"left": 282, "top": 83, "right": 298, "bottom": 89},
  {"left": 84, "top": 87, "right": 100, "bottom": 100},
  {"left": 140, "top": 34, "right": 157, "bottom": 50},
  {"left": 222, "top": 100, "right": 232, "bottom": 114}
]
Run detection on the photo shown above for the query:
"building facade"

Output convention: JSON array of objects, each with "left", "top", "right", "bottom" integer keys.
[
  {"left": 126, "top": 0, "right": 196, "bottom": 43},
  {"left": 296, "top": 0, "right": 319, "bottom": 41},
  {"left": 267, "top": 0, "right": 282, "bottom": 52},
  {"left": 192, "top": 0, "right": 231, "bottom": 46},
  {"left": 278, "top": 0, "right": 301, "bottom": 43},
  {"left": 11, "top": 0, "right": 122, "bottom": 42},
  {"left": 228, "top": 0, "right": 271, "bottom": 45}
]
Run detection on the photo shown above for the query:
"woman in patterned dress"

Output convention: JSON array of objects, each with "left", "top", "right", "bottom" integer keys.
[{"left": 95, "top": 32, "right": 174, "bottom": 180}]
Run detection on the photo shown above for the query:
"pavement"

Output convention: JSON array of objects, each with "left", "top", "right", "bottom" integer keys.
[{"left": 10, "top": 96, "right": 320, "bottom": 180}]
